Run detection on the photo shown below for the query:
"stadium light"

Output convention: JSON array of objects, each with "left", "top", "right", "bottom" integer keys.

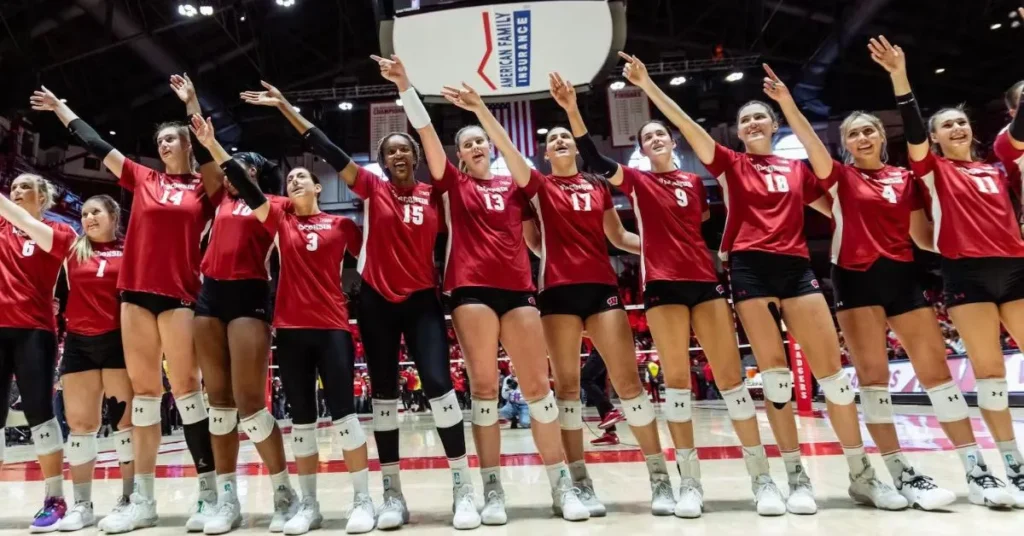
[
  {"left": 935, "top": 68, "right": 946, "bottom": 74},
  {"left": 338, "top": 102, "right": 353, "bottom": 111},
  {"left": 669, "top": 76, "right": 687, "bottom": 86},
  {"left": 199, "top": 6, "right": 213, "bottom": 16},
  {"left": 276, "top": 0, "right": 296, "bottom": 7},
  {"left": 725, "top": 71, "right": 744, "bottom": 83},
  {"left": 536, "top": 128, "right": 549, "bottom": 135},
  {"left": 109, "top": 130, "right": 116, "bottom": 136},
  {"left": 609, "top": 81, "right": 626, "bottom": 91},
  {"left": 991, "top": 23, "right": 1003, "bottom": 30},
  {"left": 178, "top": 4, "right": 198, "bottom": 17}
]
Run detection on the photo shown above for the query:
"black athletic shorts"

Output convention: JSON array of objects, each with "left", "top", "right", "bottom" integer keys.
[
  {"left": 61, "top": 330, "right": 126, "bottom": 374},
  {"left": 728, "top": 251, "right": 821, "bottom": 302},
  {"left": 941, "top": 256, "right": 1024, "bottom": 307},
  {"left": 538, "top": 283, "right": 623, "bottom": 319},
  {"left": 449, "top": 287, "right": 537, "bottom": 318},
  {"left": 195, "top": 277, "right": 271, "bottom": 323},
  {"left": 275, "top": 328, "right": 356, "bottom": 423},
  {"left": 0, "top": 327, "right": 57, "bottom": 426},
  {"left": 119, "top": 290, "right": 195, "bottom": 315},
  {"left": 832, "top": 258, "right": 928, "bottom": 317},
  {"left": 644, "top": 280, "right": 726, "bottom": 310}
]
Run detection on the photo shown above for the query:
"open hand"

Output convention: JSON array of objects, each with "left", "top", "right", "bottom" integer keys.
[
  {"left": 169, "top": 73, "right": 196, "bottom": 104},
  {"left": 441, "top": 83, "right": 484, "bottom": 112},
  {"left": 189, "top": 114, "right": 216, "bottom": 149},
  {"left": 240, "top": 81, "right": 287, "bottom": 108},
  {"left": 868, "top": 36, "right": 906, "bottom": 75},
  {"left": 549, "top": 72, "right": 577, "bottom": 112},
  {"left": 29, "top": 86, "right": 63, "bottom": 112}
]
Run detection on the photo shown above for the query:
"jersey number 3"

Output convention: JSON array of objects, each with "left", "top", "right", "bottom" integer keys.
[{"left": 305, "top": 233, "right": 319, "bottom": 251}]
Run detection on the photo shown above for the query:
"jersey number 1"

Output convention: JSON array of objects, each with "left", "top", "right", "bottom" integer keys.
[{"left": 96, "top": 260, "right": 108, "bottom": 278}]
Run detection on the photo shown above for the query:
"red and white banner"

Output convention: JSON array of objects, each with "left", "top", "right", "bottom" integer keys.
[
  {"left": 845, "top": 352, "right": 1024, "bottom": 394},
  {"left": 607, "top": 86, "right": 650, "bottom": 147},
  {"left": 490, "top": 101, "right": 536, "bottom": 158},
  {"left": 788, "top": 334, "right": 815, "bottom": 413},
  {"left": 369, "top": 102, "right": 408, "bottom": 153}
]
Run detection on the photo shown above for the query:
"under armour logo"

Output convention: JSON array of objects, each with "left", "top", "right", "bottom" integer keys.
[
  {"left": 479, "top": 408, "right": 491, "bottom": 414},
  {"left": 443, "top": 405, "right": 453, "bottom": 411},
  {"left": 948, "top": 394, "right": 960, "bottom": 402},
  {"left": 993, "top": 390, "right": 1005, "bottom": 396},
  {"left": 839, "top": 386, "right": 849, "bottom": 393},
  {"left": 213, "top": 417, "right": 223, "bottom": 423},
  {"left": 453, "top": 473, "right": 462, "bottom": 485},
  {"left": 543, "top": 403, "right": 554, "bottom": 411},
  {"left": 380, "top": 410, "right": 390, "bottom": 417},
  {"left": 632, "top": 405, "right": 643, "bottom": 411},
  {"left": 879, "top": 398, "right": 890, "bottom": 405},
  {"left": 735, "top": 397, "right": 747, "bottom": 405},
  {"left": 564, "top": 407, "right": 575, "bottom": 413},
  {"left": 134, "top": 408, "right": 144, "bottom": 413},
  {"left": 39, "top": 433, "right": 50, "bottom": 439},
  {"left": 338, "top": 429, "right": 350, "bottom": 436},
  {"left": 294, "top": 437, "right": 304, "bottom": 442},
  {"left": 779, "top": 383, "right": 790, "bottom": 389},
  {"left": 488, "top": 475, "right": 496, "bottom": 483},
  {"left": 121, "top": 438, "right": 131, "bottom": 445},
  {"left": 185, "top": 404, "right": 196, "bottom": 411},
  {"left": 674, "top": 402, "right": 685, "bottom": 408},
  {"left": 71, "top": 441, "right": 80, "bottom": 447}
]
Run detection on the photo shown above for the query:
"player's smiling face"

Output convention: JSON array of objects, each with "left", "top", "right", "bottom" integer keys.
[
  {"left": 456, "top": 127, "right": 492, "bottom": 178},
  {"left": 638, "top": 122, "right": 676, "bottom": 163},
  {"left": 10, "top": 175, "right": 43, "bottom": 213},
  {"left": 81, "top": 199, "right": 115, "bottom": 241},
  {"left": 737, "top": 103, "right": 777, "bottom": 150},
  {"left": 383, "top": 135, "right": 416, "bottom": 182},
  {"left": 842, "top": 116, "right": 885, "bottom": 164},
  {"left": 930, "top": 110, "right": 973, "bottom": 157}
]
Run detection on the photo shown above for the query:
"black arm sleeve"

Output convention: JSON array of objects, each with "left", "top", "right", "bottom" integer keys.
[
  {"left": 191, "top": 127, "right": 214, "bottom": 166},
  {"left": 895, "top": 92, "right": 927, "bottom": 145},
  {"left": 1010, "top": 94, "right": 1024, "bottom": 142},
  {"left": 68, "top": 118, "right": 115, "bottom": 159},
  {"left": 574, "top": 133, "right": 620, "bottom": 178},
  {"left": 221, "top": 158, "right": 268, "bottom": 209},
  {"left": 302, "top": 127, "right": 352, "bottom": 171}
]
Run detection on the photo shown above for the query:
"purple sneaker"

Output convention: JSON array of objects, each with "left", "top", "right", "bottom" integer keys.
[{"left": 30, "top": 497, "right": 67, "bottom": 533}]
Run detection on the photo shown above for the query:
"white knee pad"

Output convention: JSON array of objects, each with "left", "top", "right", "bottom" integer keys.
[
  {"left": 333, "top": 414, "right": 367, "bottom": 451},
  {"left": 760, "top": 369, "right": 793, "bottom": 404},
  {"left": 859, "top": 386, "right": 894, "bottom": 424},
  {"left": 131, "top": 396, "right": 162, "bottom": 427},
  {"left": 176, "top": 392, "right": 208, "bottom": 425},
  {"left": 112, "top": 428, "right": 134, "bottom": 463},
  {"left": 721, "top": 384, "right": 756, "bottom": 421},
  {"left": 926, "top": 382, "right": 970, "bottom": 422},
  {"left": 32, "top": 418, "right": 64, "bottom": 456},
  {"left": 66, "top": 431, "right": 98, "bottom": 466},
  {"left": 556, "top": 398, "right": 583, "bottom": 430},
  {"left": 472, "top": 398, "right": 498, "bottom": 427},
  {"left": 977, "top": 378, "right": 1010, "bottom": 411},
  {"left": 373, "top": 399, "right": 400, "bottom": 432},
  {"left": 240, "top": 409, "right": 278, "bottom": 444},
  {"left": 621, "top": 394, "right": 656, "bottom": 427},
  {"left": 209, "top": 407, "right": 238, "bottom": 436},
  {"left": 291, "top": 423, "right": 319, "bottom": 458},
  {"left": 527, "top": 391, "right": 559, "bottom": 424},
  {"left": 429, "top": 391, "right": 464, "bottom": 429},
  {"left": 663, "top": 388, "right": 692, "bottom": 423},
  {"left": 819, "top": 370, "right": 856, "bottom": 406}
]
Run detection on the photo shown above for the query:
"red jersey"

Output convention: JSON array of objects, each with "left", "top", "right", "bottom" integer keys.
[
  {"left": 912, "top": 152, "right": 1024, "bottom": 259},
  {"left": 202, "top": 193, "right": 289, "bottom": 281},
  {"left": 994, "top": 127, "right": 1023, "bottom": 201},
  {"left": 351, "top": 168, "right": 439, "bottom": 302},
  {"left": 0, "top": 219, "right": 76, "bottom": 331},
  {"left": 436, "top": 161, "right": 540, "bottom": 293},
  {"left": 823, "top": 163, "right": 924, "bottom": 270},
  {"left": 263, "top": 203, "right": 355, "bottom": 330},
  {"left": 618, "top": 167, "right": 717, "bottom": 286},
  {"left": 530, "top": 173, "right": 617, "bottom": 291},
  {"left": 118, "top": 159, "right": 213, "bottom": 301},
  {"left": 707, "top": 145, "right": 823, "bottom": 258},
  {"left": 65, "top": 240, "right": 123, "bottom": 336}
]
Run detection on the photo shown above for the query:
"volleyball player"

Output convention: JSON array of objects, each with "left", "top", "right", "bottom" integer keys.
[
  {"left": 552, "top": 72, "right": 787, "bottom": 516},
  {"left": 57, "top": 195, "right": 137, "bottom": 530},
  {"left": 241, "top": 69, "right": 479, "bottom": 530},
  {"left": 32, "top": 81, "right": 220, "bottom": 532},
  {"left": 190, "top": 115, "right": 377, "bottom": 533},
  {"left": 761, "top": 63, "right": 983, "bottom": 509},
  {"left": 994, "top": 79, "right": 1023, "bottom": 206},
  {"left": 0, "top": 174, "right": 76, "bottom": 531},
  {"left": 871, "top": 36, "right": 1024, "bottom": 507},
  {"left": 618, "top": 52, "right": 908, "bottom": 511}
]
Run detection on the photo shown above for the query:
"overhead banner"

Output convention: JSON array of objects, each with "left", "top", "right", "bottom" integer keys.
[
  {"left": 607, "top": 85, "right": 650, "bottom": 147},
  {"left": 845, "top": 352, "right": 1024, "bottom": 394},
  {"left": 369, "top": 102, "right": 408, "bottom": 153}
]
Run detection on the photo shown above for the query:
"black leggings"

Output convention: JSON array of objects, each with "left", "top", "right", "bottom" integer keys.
[
  {"left": 274, "top": 328, "right": 356, "bottom": 425},
  {"left": 580, "top": 348, "right": 616, "bottom": 433},
  {"left": 0, "top": 328, "right": 57, "bottom": 427}
]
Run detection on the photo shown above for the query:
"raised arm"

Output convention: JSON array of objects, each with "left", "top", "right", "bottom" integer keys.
[
  {"left": 170, "top": 73, "right": 222, "bottom": 197},
  {"left": 869, "top": 36, "right": 928, "bottom": 163},
  {"left": 619, "top": 52, "right": 716, "bottom": 166},
  {"left": 549, "top": 72, "right": 625, "bottom": 186},
  {"left": 603, "top": 208, "right": 640, "bottom": 254},
  {"left": 190, "top": 115, "right": 271, "bottom": 223},
  {"left": 372, "top": 54, "right": 448, "bottom": 181},
  {"left": 241, "top": 81, "right": 359, "bottom": 186},
  {"left": 0, "top": 195, "right": 56, "bottom": 252},
  {"left": 441, "top": 83, "right": 533, "bottom": 187},
  {"left": 762, "top": 64, "right": 834, "bottom": 180},
  {"left": 31, "top": 86, "right": 126, "bottom": 178}
]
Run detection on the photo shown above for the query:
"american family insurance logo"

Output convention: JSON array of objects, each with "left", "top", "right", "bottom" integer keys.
[{"left": 478, "top": 9, "right": 532, "bottom": 91}]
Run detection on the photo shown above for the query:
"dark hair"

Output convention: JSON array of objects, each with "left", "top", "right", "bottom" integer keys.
[
  {"left": 736, "top": 100, "right": 780, "bottom": 125},
  {"left": 634, "top": 119, "right": 672, "bottom": 148},
  {"left": 375, "top": 132, "right": 422, "bottom": 179},
  {"left": 927, "top": 105, "right": 979, "bottom": 159},
  {"left": 153, "top": 121, "right": 197, "bottom": 172},
  {"left": 234, "top": 151, "right": 282, "bottom": 194},
  {"left": 1005, "top": 80, "right": 1024, "bottom": 111}
]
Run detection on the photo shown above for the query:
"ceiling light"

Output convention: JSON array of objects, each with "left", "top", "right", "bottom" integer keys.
[
  {"left": 239, "top": 15, "right": 246, "bottom": 21},
  {"left": 338, "top": 102, "right": 353, "bottom": 111},
  {"left": 991, "top": 23, "right": 1003, "bottom": 30},
  {"left": 230, "top": 147, "right": 238, "bottom": 152},
  {"left": 725, "top": 71, "right": 744, "bottom": 83},
  {"left": 276, "top": 0, "right": 296, "bottom": 7},
  {"left": 609, "top": 81, "right": 626, "bottom": 91},
  {"left": 934, "top": 67, "right": 946, "bottom": 74},
  {"left": 697, "top": 118, "right": 707, "bottom": 123},
  {"left": 292, "top": 106, "right": 300, "bottom": 112},
  {"left": 536, "top": 128, "right": 549, "bottom": 135},
  {"left": 199, "top": 5, "right": 213, "bottom": 16},
  {"left": 109, "top": 130, "right": 116, "bottom": 136},
  {"left": 669, "top": 76, "right": 687, "bottom": 86},
  {"left": 178, "top": 4, "right": 198, "bottom": 17}
]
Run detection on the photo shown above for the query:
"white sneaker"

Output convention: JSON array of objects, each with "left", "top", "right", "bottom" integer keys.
[
  {"left": 650, "top": 477, "right": 675, "bottom": 516},
  {"left": 752, "top": 475, "right": 786, "bottom": 516},
  {"left": 186, "top": 491, "right": 218, "bottom": 532},
  {"left": 98, "top": 493, "right": 158, "bottom": 534},
  {"left": 966, "top": 463, "right": 1014, "bottom": 508},
  {"left": 786, "top": 481, "right": 817, "bottom": 515},
  {"left": 848, "top": 467, "right": 909, "bottom": 510},
  {"left": 203, "top": 495, "right": 242, "bottom": 535},
  {"left": 894, "top": 469, "right": 955, "bottom": 511},
  {"left": 58, "top": 501, "right": 95, "bottom": 531},
  {"left": 574, "top": 478, "right": 606, "bottom": 517},
  {"left": 283, "top": 497, "right": 321, "bottom": 535},
  {"left": 269, "top": 487, "right": 300, "bottom": 533},
  {"left": 345, "top": 493, "right": 375, "bottom": 534},
  {"left": 375, "top": 489, "right": 406, "bottom": 530},
  {"left": 480, "top": 489, "right": 507, "bottom": 526},
  {"left": 1009, "top": 471, "right": 1024, "bottom": 508},
  {"left": 673, "top": 478, "right": 703, "bottom": 518},
  {"left": 551, "top": 478, "right": 590, "bottom": 522},
  {"left": 452, "top": 483, "right": 481, "bottom": 530}
]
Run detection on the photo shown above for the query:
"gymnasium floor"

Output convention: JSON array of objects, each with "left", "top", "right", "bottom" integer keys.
[{"left": 2, "top": 403, "right": 1023, "bottom": 535}]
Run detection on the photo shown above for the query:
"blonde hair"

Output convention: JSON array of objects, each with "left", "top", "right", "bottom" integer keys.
[
  {"left": 838, "top": 111, "right": 888, "bottom": 164},
  {"left": 70, "top": 195, "right": 121, "bottom": 263},
  {"left": 454, "top": 125, "right": 489, "bottom": 173},
  {"left": 927, "top": 105, "right": 979, "bottom": 159},
  {"left": 13, "top": 173, "right": 56, "bottom": 212}
]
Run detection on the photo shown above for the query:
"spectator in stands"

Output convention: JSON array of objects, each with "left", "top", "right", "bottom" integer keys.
[{"left": 498, "top": 370, "right": 529, "bottom": 429}]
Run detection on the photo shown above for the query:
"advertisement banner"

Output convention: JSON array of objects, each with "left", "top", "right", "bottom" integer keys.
[
  {"left": 843, "top": 352, "right": 1024, "bottom": 394},
  {"left": 369, "top": 102, "right": 408, "bottom": 154},
  {"left": 607, "top": 86, "right": 651, "bottom": 147}
]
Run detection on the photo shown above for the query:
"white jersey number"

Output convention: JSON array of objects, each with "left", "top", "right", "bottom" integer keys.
[
  {"left": 96, "top": 259, "right": 108, "bottom": 278},
  {"left": 232, "top": 203, "right": 253, "bottom": 216},
  {"left": 762, "top": 174, "right": 790, "bottom": 193},
  {"left": 305, "top": 233, "right": 319, "bottom": 252},
  {"left": 21, "top": 240, "right": 36, "bottom": 257},
  {"left": 482, "top": 194, "right": 505, "bottom": 211},
  {"left": 403, "top": 204, "right": 424, "bottom": 225},
  {"left": 674, "top": 188, "right": 689, "bottom": 207},
  {"left": 571, "top": 192, "right": 593, "bottom": 211},
  {"left": 881, "top": 185, "right": 898, "bottom": 204},
  {"left": 160, "top": 190, "right": 185, "bottom": 206},
  {"left": 970, "top": 176, "right": 999, "bottom": 194}
]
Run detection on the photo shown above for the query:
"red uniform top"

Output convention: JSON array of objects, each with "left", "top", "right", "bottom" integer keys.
[
  {"left": 618, "top": 166, "right": 718, "bottom": 286},
  {"left": 994, "top": 127, "right": 1023, "bottom": 201},
  {"left": 202, "top": 192, "right": 289, "bottom": 281},
  {"left": 912, "top": 152, "right": 1024, "bottom": 259},
  {"left": 351, "top": 167, "right": 440, "bottom": 302},
  {"left": 118, "top": 159, "right": 213, "bottom": 301},
  {"left": 706, "top": 145, "right": 823, "bottom": 258},
  {"left": 436, "top": 160, "right": 541, "bottom": 293},
  {"left": 65, "top": 240, "right": 124, "bottom": 336},
  {"left": 0, "top": 219, "right": 76, "bottom": 331},
  {"left": 530, "top": 173, "right": 617, "bottom": 291},
  {"left": 263, "top": 203, "right": 355, "bottom": 330},
  {"left": 822, "top": 163, "right": 924, "bottom": 270}
]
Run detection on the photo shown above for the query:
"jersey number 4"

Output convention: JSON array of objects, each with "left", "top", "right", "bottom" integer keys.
[
  {"left": 403, "top": 204, "right": 424, "bottom": 225},
  {"left": 160, "top": 190, "right": 185, "bottom": 205}
]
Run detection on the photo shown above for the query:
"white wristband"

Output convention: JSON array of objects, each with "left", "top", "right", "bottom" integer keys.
[{"left": 400, "top": 87, "right": 431, "bottom": 129}]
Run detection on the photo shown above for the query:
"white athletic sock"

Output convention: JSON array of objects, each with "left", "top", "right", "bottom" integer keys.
[
  {"left": 674, "top": 448, "right": 698, "bottom": 479},
  {"left": 545, "top": 462, "right": 570, "bottom": 489},
  {"left": 481, "top": 466, "right": 502, "bottom": 491},
  {"left": 44, "top": 475, "right": 63, "bottom": 498},
  {"left": 351, "top": 468, "right": 369, "bottom": 496},
  {"left": 135, "top": 474, "right": 156, "bottom": 500},
  {"left": 843, "top": 445, "right": 869, "bottom": 476},
  {"left": 741, "top": 445, "right": 770, "bottom": 478},
  {"left": 568, "top": 460, "right": 588, "bottom": 482},
  {"left": 198, "top": 470, "right": 216, "bottom": 495},
  {"left": 997, "top": 440, "right": 1024, "bottom": 474},
  {"left": 216, "top": 472, "right": 238, "bottom": 501},
  {"left": 449, "top": 456, "right": 470, "bottom": 488},
  {"left": 881, "top": 451, "right": 910, "bottom": 482},
  {"left": 298, "top": 473, "right": 317, "bottom": 500},
  {"left": 270, "top": 470, "right": 292, "bottom": 491},
  {"left": 381, "top": 463, "right": 402, "bottom": 493},
  {"left": 781, "top": 449, "right": 804, "bottom": 484},
  {"left": 73, "top": 482, "right": 92, "bottom": 504},
  {"left": 956, "top": 444, "right": 985, "bottom": 474},
  {"left": 645, "top": 453, "right": 669, "bottom": 478}
]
